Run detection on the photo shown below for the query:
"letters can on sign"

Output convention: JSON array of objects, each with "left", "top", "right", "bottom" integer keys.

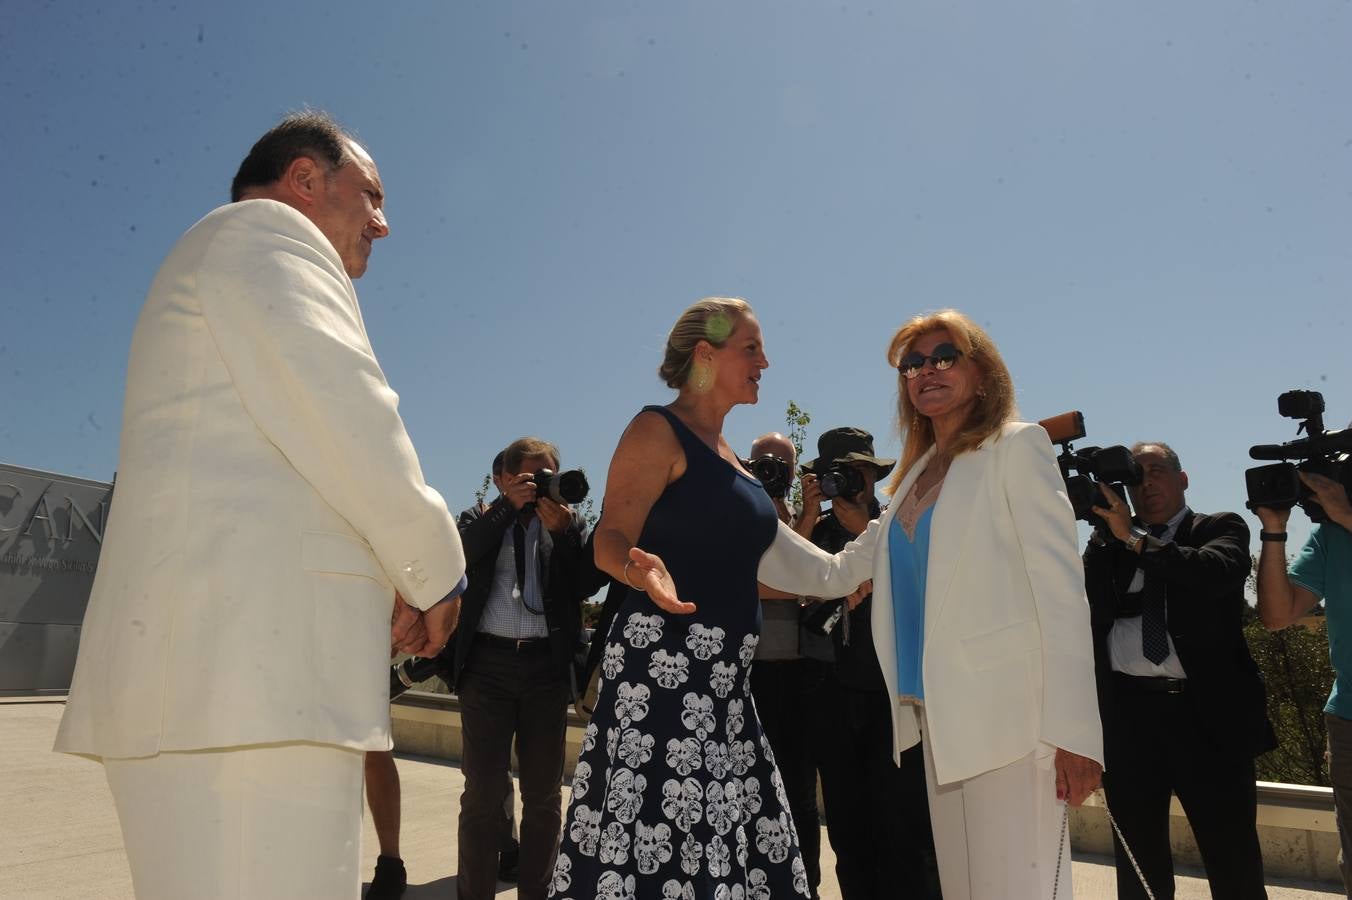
[
  {"left": 1, "top": 464, "right": 115, "bottom": 693},
  {"left": 0, "top": 481, "right": 108, "bottom": 545}
]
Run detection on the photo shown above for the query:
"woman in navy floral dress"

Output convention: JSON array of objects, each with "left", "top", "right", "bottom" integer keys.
[{"left": 549, "top": 298, "right": 870, "bottom": 900}]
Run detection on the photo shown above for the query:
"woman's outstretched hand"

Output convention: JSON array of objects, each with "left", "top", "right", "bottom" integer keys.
[{"left": 627, "top": 546, "right": 696, "bottom": 615}]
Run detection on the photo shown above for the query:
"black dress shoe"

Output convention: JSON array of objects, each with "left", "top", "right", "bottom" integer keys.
[
  {"left": 365, "top": 854, "right": 407, "bottom": 900},
  {"left": 497, "top": 841, "right": 520, "bottom": 883}
]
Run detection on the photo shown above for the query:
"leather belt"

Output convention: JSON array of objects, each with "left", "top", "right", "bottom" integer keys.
[
  {"left": 474, "top": 633, "right": 552, "bottom": 657},
  {"left": 1113, "top": 671, "right": 1187, "bottom": 694}
]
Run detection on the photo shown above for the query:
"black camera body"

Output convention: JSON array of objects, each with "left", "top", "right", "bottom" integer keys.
[
  {"left": 1246, "top": 390, "right": 1352, "bottom": 523},
  {"left": 532, "top": 468, "right": 590, "bottom": 505},
  {"left": 746, "top": 455, "right": 793, "bottom": 499},
  {"left": 390, "top": 655, "right": 447, "bottom": 700},
  {"left": 819, "top": 464, "right": 866, "bottom": 500},
  {"left": 1038, "top": 411, "right": 1144, "bottom": 526},
  {"left": 802, "top": 598, "right": 846, "bottom": 636}
]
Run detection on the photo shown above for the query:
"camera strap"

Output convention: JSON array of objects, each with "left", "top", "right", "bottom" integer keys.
[{"left": 1051, "top": 800, "right": 1155, "bottom": 899}]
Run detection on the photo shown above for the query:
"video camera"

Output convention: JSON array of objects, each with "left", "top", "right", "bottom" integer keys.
[
  {"left": 1039, "top": 411, "right": 1143, "bottom": 527},
  {"left": 1245, "top": 390, "right": 1352, "bottom": 523},
  {"left": 745, "top": 454, "right": 793, "bottom": 499},
  {"left": 530, "top": 468, "right": 590, "bottom": 505}
]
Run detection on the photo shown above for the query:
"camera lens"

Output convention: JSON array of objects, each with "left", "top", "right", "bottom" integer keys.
[
  {"left": 820, "top": 466, "right": 864, "bottom": 499},
  {"left": 748, "top": 455, "right": 791, "bottom": 499},
  {"left": 534, "top": 469, "right": 590, "bottom": 505}
]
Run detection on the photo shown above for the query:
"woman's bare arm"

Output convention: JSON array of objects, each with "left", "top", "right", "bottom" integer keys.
[{"left": 594, "top": 410, "right": 696, "bottom": 614}]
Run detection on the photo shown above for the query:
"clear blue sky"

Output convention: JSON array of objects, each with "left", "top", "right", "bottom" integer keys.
[{"left": 3, "top": 1, "right": 1349, "bottom": 553}]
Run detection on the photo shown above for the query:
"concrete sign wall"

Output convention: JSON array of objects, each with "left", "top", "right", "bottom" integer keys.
[{"left": 0, "top": 463, "right": 113, "bottom": 695}]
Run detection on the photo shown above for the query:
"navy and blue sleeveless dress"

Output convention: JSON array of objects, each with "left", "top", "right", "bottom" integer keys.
[{"left": 549, "top": 406, "right": 812, "bottom": 900}]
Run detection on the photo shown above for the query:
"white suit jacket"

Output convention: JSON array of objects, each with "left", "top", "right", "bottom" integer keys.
[
  {"left": 758, "top": 422, "right": 1103, "bottom": 786},
  {"left": 56, "top": 200, "right": 465, "bottom": 759}
]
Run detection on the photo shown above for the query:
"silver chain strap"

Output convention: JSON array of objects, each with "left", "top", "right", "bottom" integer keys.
[{"left": 1051, "top": 800, "right": 1156, "bottom": 900}]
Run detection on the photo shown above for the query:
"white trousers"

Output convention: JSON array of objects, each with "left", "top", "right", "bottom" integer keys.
[
  {"left": 103, "top": 742, "right": 365, "bottom": 900},
  {"left": 918, "top": 708, "right": 1072, "bottom": 900}
]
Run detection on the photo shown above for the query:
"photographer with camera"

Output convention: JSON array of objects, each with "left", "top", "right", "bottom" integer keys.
[
  {"left": 745, "top": 431, "right": 831, "bottom": 899},
  {"left": 797, "top": 427, "right": 940, "bottom": 900},
  {"left": 1085, "top": 442, "right": 1274, "bottom": 899},
  {"left": 1254, "top": 444, "right": 1352, "bottom": 893},
  {"left": 448, "top": 437, "right": 591, "bottom": 900}
]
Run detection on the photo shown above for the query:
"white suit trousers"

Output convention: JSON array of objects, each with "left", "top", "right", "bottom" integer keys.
[
  {"left": 103, "top": 742, "right": 365, "bottom": 900},
  {"left": 917, "top": 707, "right": 1073, "bottom": 900}
]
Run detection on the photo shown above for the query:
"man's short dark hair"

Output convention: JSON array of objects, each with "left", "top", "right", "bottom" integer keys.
[
  {"left": 491, "top": 451, "right": 506, "bottom": 477},
  {"left": 230, "top": 110, "right": 356, "bottom": 202},
  {"left": 503, "top": 437, "right": 560, "bottom": 475},
  {"left": 1132, "top": 441, "right": 1183, "bottom": 471}
]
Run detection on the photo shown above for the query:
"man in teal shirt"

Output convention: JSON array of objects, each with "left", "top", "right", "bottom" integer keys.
[{"left": 1256, "top": 470, "right": 1352, "bottom": 893}]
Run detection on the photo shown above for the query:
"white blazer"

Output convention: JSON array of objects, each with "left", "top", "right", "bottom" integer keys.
[
  {"left": 56, "top": 200, "right": 465, "bottom": 760},
  {"left": 758, "top": 422, "right": 1102, "bottom": 786}
]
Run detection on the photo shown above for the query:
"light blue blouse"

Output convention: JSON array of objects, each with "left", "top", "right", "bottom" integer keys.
[{"left": 890, "top": 507, "right": 932, "bottom": 701}]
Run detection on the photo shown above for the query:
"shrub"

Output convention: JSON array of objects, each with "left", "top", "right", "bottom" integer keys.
[{"left": 1246, "top": 613, "right": 1334, "bottom": 785}]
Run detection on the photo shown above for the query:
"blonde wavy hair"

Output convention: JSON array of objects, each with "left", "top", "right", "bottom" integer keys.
[
  {"left": 658, "top": 297, "right": 754, "bottom": 389},
  {"left": 883, "top": 309, "right": 1017, "bottom": 496}
]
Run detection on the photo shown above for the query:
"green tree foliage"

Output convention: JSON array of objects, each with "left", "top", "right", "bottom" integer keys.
[
  {"left": 581, "top": 598, "right": 605, "bottom": 629},
  {"left": 1244, "top": 555, "right": 1335, "bottom": 785},
  {"left": 473, "top": 471, "right": 492, "bottom": 507},
  {"left": 578, "top": 495, "right": 599, "bottom": 530},
  {"left": 785, "top": 400, "right": 811, "bottom": 507},
  {"left": 1247, "top": 618, "right": 1334, "bottom": 785},
  {"left": 785, "top": 400, "right": 812, "bottom": 461}
]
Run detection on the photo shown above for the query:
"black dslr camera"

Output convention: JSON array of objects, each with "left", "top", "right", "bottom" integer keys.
[
  {"left": 390, "top": 655, "right": 446, "bottom": 700},
  {"left": 746, "top": 455, "right": 793, "bottom": 499},
  {"left": 818, "top": 464, "right": 866, "bottom": 500},
  {"left": 1039, "top": 411, "right": 1143, "bottom": 527},
  {"left": 1245, "top": 390, "right": 1352, "bottom": 523},
  {"left": 531, "top": 468, "right": 590, "bottom": 505}
]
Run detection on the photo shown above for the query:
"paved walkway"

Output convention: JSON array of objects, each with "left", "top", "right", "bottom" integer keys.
[{"left": 2, "top": 699, "right": 1342, "bottom": 899}]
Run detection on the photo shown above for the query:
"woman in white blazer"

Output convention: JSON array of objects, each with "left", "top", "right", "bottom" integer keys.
[
  {"left": 750, "top": 308, "right": 1104, "bottom": 897},
  {"left": 865, "top": 309, "right": 1104, "bottom": 899}
]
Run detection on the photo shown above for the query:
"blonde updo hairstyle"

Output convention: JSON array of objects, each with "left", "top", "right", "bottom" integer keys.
[
  {"left": 884, "top": 308, "right": 1017, "bottom": 496},
  {"left": 658, "top": 297, "right": 754, "bottom": 389}
]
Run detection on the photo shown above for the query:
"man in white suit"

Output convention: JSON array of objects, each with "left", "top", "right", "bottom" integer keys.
[{"left": 55, "top": 111, "right": 467, "bottom": 900}]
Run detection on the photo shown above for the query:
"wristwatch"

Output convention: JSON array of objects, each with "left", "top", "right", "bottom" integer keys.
[{"left": 1126, "top": 526, "right": 1148, "bottom": 554}]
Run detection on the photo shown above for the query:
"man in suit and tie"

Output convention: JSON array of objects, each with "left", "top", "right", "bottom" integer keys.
[
  {"left": 450, "top": 436, "right": 591, "bottom": 900},
  {"left": 55, "top": 111, "right": 467, "bottom": 899},
  {"left": 1085, "top": 441, "right": 1275, "bottom": 900}
]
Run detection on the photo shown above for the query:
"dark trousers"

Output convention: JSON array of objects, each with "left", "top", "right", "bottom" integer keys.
[
  {"left": 456, "top": 642, "right": 570, "bottom": 900},
  {"left": 751, "top": 658, "right": 825, "bottom": 899},
  {"left": 812, "top": 674, "right": 941, "bottom": 900},
  {"left": 1101, "top": 679, "right": 1267, "bottom": 900}
]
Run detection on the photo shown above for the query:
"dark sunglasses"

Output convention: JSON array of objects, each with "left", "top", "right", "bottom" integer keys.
[{"left": 897, "top": 343, "right": 964, "bottom": 379}]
